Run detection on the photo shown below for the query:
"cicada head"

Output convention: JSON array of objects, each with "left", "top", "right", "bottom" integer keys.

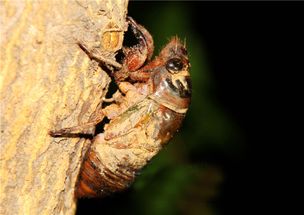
[{"left": 150, "top": 37, "right": 191, "bottom": 113}]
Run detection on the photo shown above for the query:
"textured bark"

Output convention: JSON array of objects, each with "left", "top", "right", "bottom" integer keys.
[{"left": 0, "top": 0, "right": 128, "bottom": 214}]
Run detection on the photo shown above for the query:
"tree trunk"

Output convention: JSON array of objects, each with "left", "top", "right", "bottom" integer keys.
[{"left": 0, "top": 0, "right": 128, "bottom": 214}]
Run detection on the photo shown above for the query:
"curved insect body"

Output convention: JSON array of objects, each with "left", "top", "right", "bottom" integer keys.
[
  {"left": 77, "top": 100, "right": 184, "bottom": 197},
  {"left": 51, "top": 17, "right": 191, "bottom": 198}
]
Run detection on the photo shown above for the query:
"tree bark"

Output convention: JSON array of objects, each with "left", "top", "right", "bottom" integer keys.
[{"left": 0, "top": 0, "right": 128, "bottom": 214}]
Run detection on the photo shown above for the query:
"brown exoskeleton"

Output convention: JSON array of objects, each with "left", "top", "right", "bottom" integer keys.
[{"left": 50, "top": 17, "right": 191, "bottom": 198}]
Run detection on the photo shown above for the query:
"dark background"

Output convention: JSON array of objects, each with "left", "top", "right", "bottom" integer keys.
[{"left": 77, "top": 2, "right": 302, "bottom": 215}]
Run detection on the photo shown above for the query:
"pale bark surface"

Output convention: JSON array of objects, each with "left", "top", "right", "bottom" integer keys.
[{"left": 0, "top": 1, "right": 128, "bottom": 214}]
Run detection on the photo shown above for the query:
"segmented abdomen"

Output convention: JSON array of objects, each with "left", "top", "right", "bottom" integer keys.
[{"left": 76, "top": 149, "right": 135, "bottom": 198}]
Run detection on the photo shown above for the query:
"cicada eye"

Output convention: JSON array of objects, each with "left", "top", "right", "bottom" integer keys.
[{"left": 166, "top": 58, "right": 183, "bottom": 73}]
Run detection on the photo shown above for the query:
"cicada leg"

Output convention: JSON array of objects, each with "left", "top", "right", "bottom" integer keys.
[
  {"left": 114, "top": 17, "right": 154, "bottom": 82},
  {"left": 49, "top": 108, "right": 105, "bottom": 137}
]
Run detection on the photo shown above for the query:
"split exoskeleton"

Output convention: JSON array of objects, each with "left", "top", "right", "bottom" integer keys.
[{"left": 51, "top": 17, "right": 191, "bottom": 198}]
